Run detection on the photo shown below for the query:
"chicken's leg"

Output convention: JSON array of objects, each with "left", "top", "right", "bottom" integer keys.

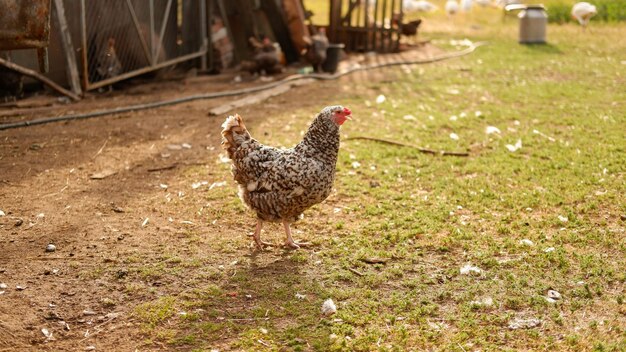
[
  {"left": 283, "top": 221, "right": 311, "bottom": 249},
  {"left": 250, "top": 220, "right": 272, "bottom": 249}
]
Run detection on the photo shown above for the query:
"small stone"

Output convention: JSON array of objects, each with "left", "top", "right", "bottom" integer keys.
[
  {"left": 547, "top": 290, "right": 562, "bottom": 300},
  {"left": 0, "top": 210, "right": 5, "bottom": 216},
  {"left": 295, "top": 293, "right": 306, "bottom": 300},
  {"left": 508, "top": 317, "right": 541, "bottom": 329},
  {"left": 60, "top": 321, "right": 70, "bottom": 331},
  {"left": 41, "top": 328, "right": 52, "bottom": 339},
  {"left": 0, "top": 283, "right": 7, "bottom": 289},
  {"left": 46, "top": 244, "right": 56, "bottom": 253},
  {"left": 321, "top": 299, "right": 337, "bottom": 316},
  {"left": 105, "top": 312, "right": 119, "bottom": 319},
  {"left": 16, "top": 285, "right": 25, "bottom": 291},
  {"left": 82, "top": 310, "right": 97, "bottom": 316},
  {"left": 259, "top": 327, "right": 268, "bottom": 334},
  {"left": 15, "top": 219, "right": 23, "bottom": 226},
  {"left": 167, "top": 144, "right": 183, "bottom": 150},
  {"left": 85, "top": 346, "right": 96, "bottom": 351}
]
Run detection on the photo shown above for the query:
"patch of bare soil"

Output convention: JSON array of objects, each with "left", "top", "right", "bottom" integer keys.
[{"left": 0, "top": 44, "right": 441, "bottom": 351}]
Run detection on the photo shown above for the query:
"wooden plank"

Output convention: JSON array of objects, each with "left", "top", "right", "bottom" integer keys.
[
  {"left": 207, "top": 79, "right": 314, "bottom": 116},
  {"left": 53, "top": 0, "right": 82, "bottom": 96},
  {"left": 368, "top": 0, "right": 378, "bottom": 51},
  {"left": 363, "top": 0, "right": 366, "bottom": 52},
  {"left": 381, "top": 0, "right": 387, "bottom": 52}
]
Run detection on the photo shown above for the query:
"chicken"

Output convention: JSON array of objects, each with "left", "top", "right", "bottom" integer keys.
[
  {"left": 571, "top": 2, "right": 597, "bottom": 30},
  {"left": 391, "top": 14, "right": 423, "bottom": 37},
  {"left": 96, "top": 37, "right": 122, "bottom": 80},
  {"left": 221, "top": 105, "right": 352, "bottom": 249},
  {"left": 243, "top": 36, "right": 283, "bottom": 75},
  {"left": 445, "top": 0, "right": 460, "bottom": 17},
  {"left": 401, "top": 19, "right": 423, "bottom": 36},
  {"left": 403, "top": 0, "right": 438, "bottom": 13},
  {"left": 460, "top": 0, "right": 473, "bottom": 12},
  {"left": 495, "top": 0, "right": 521, "bottom": 8},
  {"left": 302, "top": 28, "right": 329, "bottom": 72}
]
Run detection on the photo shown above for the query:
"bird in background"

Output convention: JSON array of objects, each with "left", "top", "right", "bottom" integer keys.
[
  {"left": 474, "top": 0, "right": 492, "bottom": 7},
  {"left": 221, "top": 105, "right": 352, "bottom": 249},
  {"left": 571, "top": 2, "right": 597, "bottom": 30},
  {"left": 445, "top": 0, "right": 460, "bottom": 17},
  {"left": 403, "top": 0, "right": 438, "bottom": 13},
  {"left": 460, "top": 0, "right": 473, "bottom": 12},
  {"left": 302, "top": 27, "right": 329, "bottom": 73},
  {"left": 495, "top": 0, "right": 521, "bottom": 8},
  {"left": 96, "top": 37, "right": 122, "bottom": 80}
]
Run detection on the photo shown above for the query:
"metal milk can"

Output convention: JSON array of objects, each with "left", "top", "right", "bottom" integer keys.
[{"left": 506, "top": 4, "right": 548, "bottom": 44}]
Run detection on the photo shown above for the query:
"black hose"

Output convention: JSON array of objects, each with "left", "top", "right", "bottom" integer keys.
[{"left": 0, "top": 42, "right": 486, "bottom": 131}]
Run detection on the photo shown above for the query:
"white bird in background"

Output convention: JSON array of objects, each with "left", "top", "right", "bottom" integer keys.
[
  {"left": 571, "top": 2, "right": 597, "bottom": 29},
  {"left": 460, "top": 0, "right": 473, "bottom": 12},
  {"left": 445, "top": 0, "right": 460, "bottom": 17},
  {"left": 495, "top": 0, "right": 521, "bottom": 8},
  {"left": 403, "top": 0, "right": 438, "bottom": 13}
]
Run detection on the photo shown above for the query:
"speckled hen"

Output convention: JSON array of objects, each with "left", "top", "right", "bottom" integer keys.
[{"left": 221, "top": 105, "right": 352, "bottom": 249}]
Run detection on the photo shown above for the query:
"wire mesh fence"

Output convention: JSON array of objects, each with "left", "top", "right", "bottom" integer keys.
[
  {"left": 78, "top": 0, "right": 207, "bottom": 90},
  {"left": 329, "top": 0, "right": 403, "bottom": 53}
]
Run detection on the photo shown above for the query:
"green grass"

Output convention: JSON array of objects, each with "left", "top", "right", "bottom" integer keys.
[
  {"left": 129, "top": 6, "right": 625, "bottom": 351},
  {"left": 548, "top": 0, "right": 626, "bottom": 23}
]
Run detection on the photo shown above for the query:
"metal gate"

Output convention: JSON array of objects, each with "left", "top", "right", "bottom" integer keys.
[
  {"left": 328, "top": 0, "right": 403, "bottom": 53},
  {"left": 79, "top": 0, "right": 208, "bottom": 91}
]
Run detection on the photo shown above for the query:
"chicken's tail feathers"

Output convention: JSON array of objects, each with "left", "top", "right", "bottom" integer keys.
[{"left": 221, "top": 114, "right": 250, "bottom": 157}]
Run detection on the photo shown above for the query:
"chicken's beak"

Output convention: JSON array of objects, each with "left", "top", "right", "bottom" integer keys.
[{"left": 343, "top": 107, "right": 352, "bottom": 121}]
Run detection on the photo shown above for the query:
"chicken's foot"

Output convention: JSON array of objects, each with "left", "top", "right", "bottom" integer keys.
[
  {"left": 249, "top": 220, "right": 272, "bottom": 249},
  {"left": 283, "top": 221, "right": 311, "bottom": 249}
]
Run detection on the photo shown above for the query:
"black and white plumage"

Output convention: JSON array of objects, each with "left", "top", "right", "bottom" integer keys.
[{"left": 221, "top": 105, "right": 352, "bottom": 249}]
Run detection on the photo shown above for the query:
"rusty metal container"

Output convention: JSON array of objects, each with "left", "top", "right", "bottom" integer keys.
[{"left": 0, "top": 0, "right": 52, "bottom": 71}]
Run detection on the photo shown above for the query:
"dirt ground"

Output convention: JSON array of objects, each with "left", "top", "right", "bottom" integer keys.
[{"left": 0, "top": 44, "right": 442, "bottom": 351}]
